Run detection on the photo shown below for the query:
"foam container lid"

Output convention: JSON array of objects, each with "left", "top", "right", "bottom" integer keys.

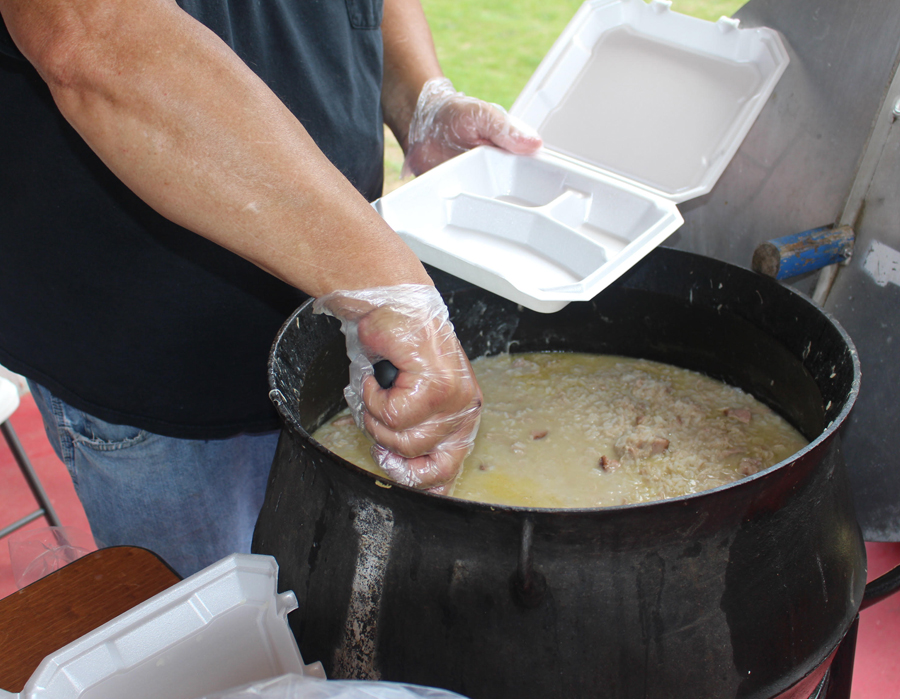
[
  {"left": 376, "top": 0, "right": 789, "bottom": 312},
  {"left": 1, "top": 554, "right": 324, "bottom": 699}
]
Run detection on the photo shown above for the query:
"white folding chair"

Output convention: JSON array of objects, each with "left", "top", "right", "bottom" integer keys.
[{"left": 0, "top": 376, "right": 61, "bottom": 539}]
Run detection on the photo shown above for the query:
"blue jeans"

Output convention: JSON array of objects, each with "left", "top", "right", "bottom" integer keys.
[{"left": 29, "top": 382, "right": 280, "bottom": 578}]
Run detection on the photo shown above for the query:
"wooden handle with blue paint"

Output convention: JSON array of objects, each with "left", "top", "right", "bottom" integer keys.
[{"left": 752, "top": 225, "right": 855, "bottom": 280}]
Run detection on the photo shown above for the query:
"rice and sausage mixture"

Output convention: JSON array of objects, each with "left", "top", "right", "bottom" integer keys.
[{"left": 312, "top": 353, "right": 808, "bottom": 508}]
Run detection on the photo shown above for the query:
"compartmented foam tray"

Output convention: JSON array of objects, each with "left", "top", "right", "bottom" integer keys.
[{"left": 376, "top": 0, "right": 790, "bottom": 312}]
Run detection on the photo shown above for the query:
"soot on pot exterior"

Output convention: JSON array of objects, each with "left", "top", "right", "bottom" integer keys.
[{"left": 255, "top": 247, "right": 865, "bottom": 699}]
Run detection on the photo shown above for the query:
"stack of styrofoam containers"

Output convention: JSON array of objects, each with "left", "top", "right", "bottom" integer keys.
[
  {"left": 0, "top": 554, "right": 324, "bottom": 699},
  {"left": 375, "top": 0, "right": 790, "bottom": 313}
]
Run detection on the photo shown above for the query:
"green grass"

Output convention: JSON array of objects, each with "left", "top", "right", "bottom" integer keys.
[
  {"left": 423, "top": 0, "right": 746, "bottom": 108},
  {"left": 384, "top": 0, "right": 746, "bottom": 191},
  {"left": 422, "top": 0, "right": 586, "bottom": 110}
]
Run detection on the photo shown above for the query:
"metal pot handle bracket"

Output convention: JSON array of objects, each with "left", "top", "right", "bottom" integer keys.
[
  {"left": 862, "top": 562, "right": 900, "bottom": 609},
  {"left": 511, "top": 518, "right": 547, "bottom": 609}
]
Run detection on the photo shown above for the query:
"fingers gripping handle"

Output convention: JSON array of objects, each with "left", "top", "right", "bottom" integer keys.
[{"left": 312, "top": 284, "right": 482, "bottom": 490}]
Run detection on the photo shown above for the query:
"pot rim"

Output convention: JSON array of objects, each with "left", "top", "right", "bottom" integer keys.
[{"left": 268, "top": 256, "right": 862, "bottom": 515}]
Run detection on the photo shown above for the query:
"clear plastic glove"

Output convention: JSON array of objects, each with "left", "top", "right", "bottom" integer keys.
[
  {"left": 402, "top": 77, "right": 543, "bottom": 177},
  {"left": 201, "top": 673, "right": 468, "bottom": 699},
  {"left": 313, "top": 284, "right": 482, "bottom": 493}
]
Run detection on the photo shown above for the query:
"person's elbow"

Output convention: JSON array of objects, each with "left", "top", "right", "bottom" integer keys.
[{"left": 4, "top": 2, "right": 126, "bottom": 101}]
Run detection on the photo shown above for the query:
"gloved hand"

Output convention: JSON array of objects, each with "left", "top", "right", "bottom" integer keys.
[
  {"left": 402, "top": 77, "right": 543, "bottom": 177},
  {"left": 313, "top": 284, "right": 482, "bottom": 493}
]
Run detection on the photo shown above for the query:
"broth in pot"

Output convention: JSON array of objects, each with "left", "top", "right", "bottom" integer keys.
[{"left": 312, "top": 352, "right": 808, "bottom": 508}]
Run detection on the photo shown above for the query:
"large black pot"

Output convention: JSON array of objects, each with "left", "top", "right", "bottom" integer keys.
[{"left": 254, "top": 248, "right": 867, "bottom": 699}]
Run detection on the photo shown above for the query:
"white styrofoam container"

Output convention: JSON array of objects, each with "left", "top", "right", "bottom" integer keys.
[
  {"left": 1, "top": 554, "right": 324, "bottom": 699},
  {"left": 376, "top": 0, "right": 790, "bottom": 312},
  {"left": 0, "top": 375, "right": 21, "bottom": 424}
]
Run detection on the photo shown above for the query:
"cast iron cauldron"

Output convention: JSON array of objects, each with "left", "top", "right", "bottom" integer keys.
[{"left": 254, "top": 248, "right": 866, "bottom": 699}]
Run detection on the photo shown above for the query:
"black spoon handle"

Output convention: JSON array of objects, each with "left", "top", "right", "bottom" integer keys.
[{"left": 373, "top": 359, "right": 399, "bottom": 389}]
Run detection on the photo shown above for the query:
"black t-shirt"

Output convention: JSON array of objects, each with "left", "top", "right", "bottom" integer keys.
[{"left": 0, "top": 0, "right": 385, "bottom": 438}]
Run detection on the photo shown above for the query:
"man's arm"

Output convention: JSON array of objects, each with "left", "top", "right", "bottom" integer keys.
[
  {"left": 380, "top": 0, "right": 443, "bottom": 152},
  {"left": 379, "top": 0, "right": 542, "bottom": 176},
  {"left": 0, "top": 0, "right": 432, "bottom": 296},
  {"left": 1, "top": 0, "right": 484, "bottom": 490}
]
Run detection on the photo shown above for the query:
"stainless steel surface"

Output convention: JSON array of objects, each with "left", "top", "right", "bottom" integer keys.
[
  {"left": 672, "top": 0, "right": 900, "bottom": 285},
  {"left": 810, "top": 56, "right": 900, "bottom": 305},
  {"left": 824, "top": 90, "right": 900, "bottom": 540},
  {"left": 669, "top": 0, "right": 900, "bottom": 538}
]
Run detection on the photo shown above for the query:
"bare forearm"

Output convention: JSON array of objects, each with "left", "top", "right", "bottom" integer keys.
[
  {"left": 380, "top": 0, "right": 443, "bottom": 151},
  {"left": 0, "top": 0, "right": 432, "bottom": 295}
]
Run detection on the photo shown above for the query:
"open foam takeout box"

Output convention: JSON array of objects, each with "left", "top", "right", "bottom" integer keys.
[
  {"left": 375, "top": 0, "right": 790, "bottom": 312},
  {"left": 1, "top": 554, "right": 323, "bottom": 699}
]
